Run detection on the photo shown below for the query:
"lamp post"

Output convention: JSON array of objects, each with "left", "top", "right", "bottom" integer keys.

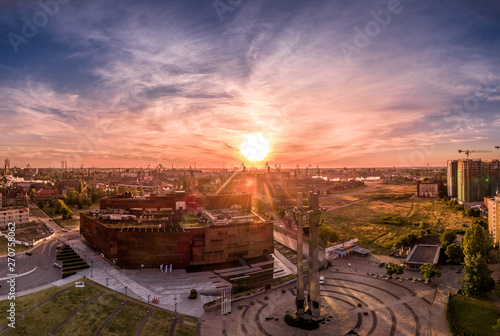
[
  {"left": 174, "top": 297, "right": 177, "bottom": 312},
  {"left": 148, "top": 294, "right": 151, "bottom": 303},
  {"left": 90, "top": 270, "right": 93, "bottom": 278},
  {"left": 125, "top": 286, "right": 127, "bottom": 294},
  {"left": 106, "top": 278, "right": 109, "bottom": 286}
]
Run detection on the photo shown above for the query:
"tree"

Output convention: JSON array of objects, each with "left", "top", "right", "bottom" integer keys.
[
  {"left": 29, "top": 188, "right": 36, "bottom": 198},
  {"left": 139, "top": 187, "right": 145, "bottom": 197},
  {"left": 440, "top": 229, "right": 457, "bottom": 248},
  {"left": 77, "top": 180, "right": 84, "bottom": 193},
  {"left": 54, "top": 199, "right": 65, "bottom": 214},
  {"left": 445, "top": 244, "right": 464, "bottom": 264},
  {"left": 420, "top": 263, "right": 441, "bottom": 281},
  {"left": 318, "top": 225, "right": 338, "bottom": 246},
  {"left": 385, "top": 262, "right": 404, "bottom": 278},
  {"left": 461, "top": 223, "right": 494, "bottom": 296},
  {"left": 60, "top": 204, "right": 73, "bottom": 220}
]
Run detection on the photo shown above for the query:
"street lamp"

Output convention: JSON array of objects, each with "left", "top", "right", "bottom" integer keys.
[
  {"left": 91, "top": 270, "right": 93, "bottom": 277},
  {"left": 174, "top": 297, "right": 177, "bottom": 312},
  {"left": 106, "top": 278, "right": 109, "bottom": 286},
  {"left": 148, "top": 294, "right": 151, "bottom": 303},
  {"left": 125, "top": 286, "right": 127, "bottom": 294}
]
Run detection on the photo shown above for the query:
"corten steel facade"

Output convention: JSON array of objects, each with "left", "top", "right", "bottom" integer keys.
[
  {"left": 81, "top": 192, "right": 272, "bottom": 269},
  {"left": 80, "top": 214, "right": 273, "bottom": 268}
]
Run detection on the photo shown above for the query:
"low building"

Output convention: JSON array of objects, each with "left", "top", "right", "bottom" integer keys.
[
  {"left": 417, "top": 180, "right": 445, "bottom": 198},
  {"left": 34, "top": 188, "right": 59, "bottom": 203},
  {"left": 404, "top": 244, "right": 441, "bottom": 270},
  {"left": 0, "top": 206, "right": 30, "bottom": 229},
  {"left": 485, "top": 192, "right": 500, "bottom": 247},
  {"left": 1, "top": 187, "right": 28, "bottom": 207}
]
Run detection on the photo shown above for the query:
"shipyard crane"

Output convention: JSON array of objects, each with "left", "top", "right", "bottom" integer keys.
[
  {"left": 458, "top": 149, "right": 492, "bottom": 202},
  {"left": 305, "top": 164, "right": 312, "bottom": 176},
  {"left": 265, "top": 162, "right": 271, "bottom": 173}
]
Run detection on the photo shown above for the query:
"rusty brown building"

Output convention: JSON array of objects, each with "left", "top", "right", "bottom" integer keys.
[{"left": 81, "top": 193, "right": 272, "bottom": 269}]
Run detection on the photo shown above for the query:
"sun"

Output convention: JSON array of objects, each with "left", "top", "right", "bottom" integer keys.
[{"left": 240, "top": 133, "right": 270, "bottom": 162}]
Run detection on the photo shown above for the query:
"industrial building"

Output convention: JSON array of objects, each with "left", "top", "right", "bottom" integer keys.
[{"left": 80, "top": 193, "right": 274, "bottom": 272}]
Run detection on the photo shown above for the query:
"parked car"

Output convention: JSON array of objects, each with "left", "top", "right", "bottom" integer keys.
[
  {"left": 62, "top": 228, "right": 68, "bottom": 232},
  {"left": 378, "top": 262, "right": 385, "bottom": 267},
  {"left": 319, "top": 276, "right": 325, "bottom": 284},
  {"left": 456, "top": 269, "right": 461, "bottom": 273},
  {"left": 53, "top": 263, "right": 62, "bottom": 268},
  {"left": 25, "top": 252, "right": 32, "bottom": 256}
]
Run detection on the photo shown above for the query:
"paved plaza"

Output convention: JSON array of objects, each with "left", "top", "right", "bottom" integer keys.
[{"left": 200, "top": 254, "right": 454, "bottom": 336}]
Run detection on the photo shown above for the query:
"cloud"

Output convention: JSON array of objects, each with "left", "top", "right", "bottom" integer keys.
[{"left": 1, "top": 0, "right": 500, "bottom": 167}]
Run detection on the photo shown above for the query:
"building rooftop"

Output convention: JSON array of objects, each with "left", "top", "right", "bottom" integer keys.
[{"left": 405, "top": 244, "right": 441, "bottom": 265}]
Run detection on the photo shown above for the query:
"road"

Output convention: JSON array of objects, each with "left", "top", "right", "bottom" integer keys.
[{"left": 0, "top": 203, "right": 79, "bottom": 294}]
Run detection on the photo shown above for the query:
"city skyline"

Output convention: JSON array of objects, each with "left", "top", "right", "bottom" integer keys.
[{"left": 1, "top": 0, "right": 500, "bottom": 168}]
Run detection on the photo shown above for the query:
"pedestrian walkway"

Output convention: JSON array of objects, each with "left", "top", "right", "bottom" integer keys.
[{"left": 68, "top": 239, "right": 223, "bottom": 317}]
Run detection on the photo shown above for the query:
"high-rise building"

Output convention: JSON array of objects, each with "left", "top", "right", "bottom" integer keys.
[
  {"left": 485, "top": 160, "right": 500, "bottom": 197},
  {"left": 485, "top": 192, "right": 500, "bottom": 247},
  {"left": 457, "top": 159, "right": 486, "bottom": 203},
  {"left": 448, "top": 159, "right": 500, "bottom": 203},
  {"left": 447, "top": 160, "right": 458, "bottom": 198}
]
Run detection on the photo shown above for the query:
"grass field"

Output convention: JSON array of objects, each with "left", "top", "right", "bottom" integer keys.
[
  {"left": 320, "top": 183, "right": 478, "bottom": 253},
  {"left": 0, "top": 279, "right": 196, "bottom": 335},
  {"left": 451, "top": 295, "right": 500, "bottom": 336}
]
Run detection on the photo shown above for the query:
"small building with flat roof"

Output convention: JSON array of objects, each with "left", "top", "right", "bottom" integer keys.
[{"left": 404, "top": 244, "right": 441, "bottom": 270}]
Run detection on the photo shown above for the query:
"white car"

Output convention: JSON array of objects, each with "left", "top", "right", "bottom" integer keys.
[
  {"left": 319, "top": 276, "right": 325, "bottom": 284},
  {"left": 62, "top": 228, "right": 68, "bottom": 232},
  {"left": 53, "top": 263, "right": 62, "bottom": 268}
]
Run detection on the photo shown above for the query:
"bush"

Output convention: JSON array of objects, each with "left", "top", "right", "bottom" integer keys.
[
  {"left": 357, "top": 303, "right": 362, "bottom": 307},
  {"left": 188, "top": 289, "right": 198, "bottom": 300},
  {"left": 238, "top": 306, "right": 243, "bottom": 310},
  {"left": 284, "top": 314, "right": 319, "bottom": 330}
]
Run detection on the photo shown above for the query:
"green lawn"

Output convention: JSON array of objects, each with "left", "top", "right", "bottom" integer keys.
[
  {"left": 0, "top": 279, "right": 195, "bottom": 336},
  {"left": 451, "top": 295, "right": 500, "bottom": 336}
]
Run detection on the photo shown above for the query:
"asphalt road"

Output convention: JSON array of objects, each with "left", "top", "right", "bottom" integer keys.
[{"left": 0, "top": 203, "right": 81, "bottom": 295}]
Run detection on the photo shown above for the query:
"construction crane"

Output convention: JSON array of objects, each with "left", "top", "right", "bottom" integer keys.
[
  {"left": 265, "top": 162, "right": 271, "bottom": 173},
  {"left": 458, "top": 149, "right": 492, "bottom": 202}
]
